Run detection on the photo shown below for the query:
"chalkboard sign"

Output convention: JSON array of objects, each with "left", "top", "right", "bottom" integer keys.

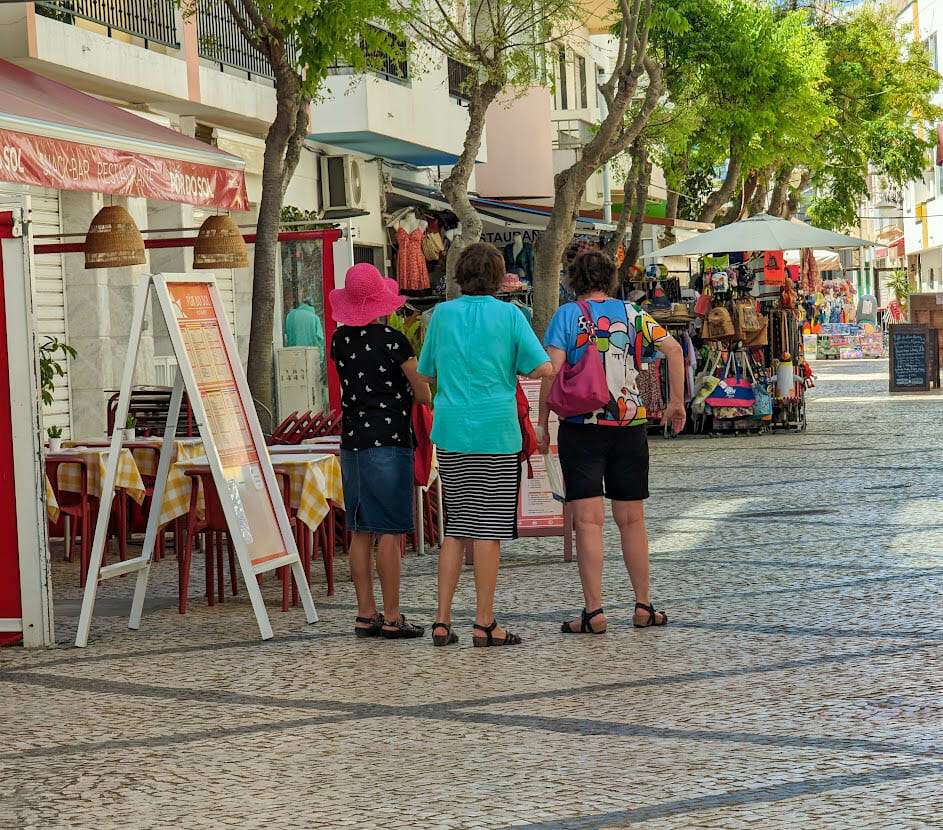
[{"left": 889, "top": 324, "right": 935, "bottom": 392}]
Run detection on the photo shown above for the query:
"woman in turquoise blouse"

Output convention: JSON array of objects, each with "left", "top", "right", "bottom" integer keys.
[{"left": 418, "top": 243, "right": 551, "bottom": 647}]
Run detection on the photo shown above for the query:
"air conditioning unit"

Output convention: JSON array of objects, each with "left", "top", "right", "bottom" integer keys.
[{"left": 320, "top": 154, "right": 364, "bottom": 210}]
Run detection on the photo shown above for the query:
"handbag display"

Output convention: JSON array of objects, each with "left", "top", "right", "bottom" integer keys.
[
  {"left": 694, "top": 292, "right": 712, "bottom": 318},
  {"left": 704, "top": 352, "right": 755, "bottom": 409},
  {"left": 703, "top": 307, "right": 735, "bottom": 341},
  {"left": 736, "top": 302, "right": 764, "bottom": 337},
  {"left": 547, "top": 300, "right": 610, "bottom": 417}
]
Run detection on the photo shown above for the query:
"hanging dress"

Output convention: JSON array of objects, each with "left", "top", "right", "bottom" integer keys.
[{"left": 396, "top": 226, "right": 430, "bottom": 291}]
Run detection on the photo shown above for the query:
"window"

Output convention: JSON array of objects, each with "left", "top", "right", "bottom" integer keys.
[
  {"left": 577, "top": 55, "right": 588, "bottom": 109},
  {"left": 930, "top": 34, "right": 939, "bottom": 72},
  {"left": 557, "top": 47, "right": 568, "bottom": 110},
  {"left": 937, "top": 163, "right": 943, "bottom": 198}
]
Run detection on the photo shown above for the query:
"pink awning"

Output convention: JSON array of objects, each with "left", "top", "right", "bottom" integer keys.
[{"left": 0, "top": 60, "right": 247, "bottom": 210}]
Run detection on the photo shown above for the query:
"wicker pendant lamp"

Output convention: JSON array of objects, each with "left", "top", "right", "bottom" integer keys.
[
  {"left": 193, "top": 214, "right": 249, "bottom": 269},
  {"left": 84, "top": 205, "right": 147, "bottom": 269}
]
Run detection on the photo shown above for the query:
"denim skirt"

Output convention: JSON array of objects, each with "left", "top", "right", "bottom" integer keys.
[{"left": 340, "top": 446, "right": 415, "bottom": 535}]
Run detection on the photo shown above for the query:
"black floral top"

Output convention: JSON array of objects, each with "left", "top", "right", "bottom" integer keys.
[{"left": 330, "top": 324, "right": 414, "bottom": 451}]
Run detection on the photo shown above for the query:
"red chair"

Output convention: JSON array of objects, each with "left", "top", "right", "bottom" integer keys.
[
  {"left": 46, "top": 455, "right": 91, "bottom": 583},
  {"left": 129, "top": 445, "right": 168, "bottom": 561},
  {"left": 275, "top": 466, "right": 335, "bottom": 598},
  {"left": 269, "top": 411, "right": 300, "bottom": 445},
  {"left": 179, "top": 468, "right": 240, "bottom": 614},
  {"left": 283, "top": 411, "right": 318, "bottom": 445}
]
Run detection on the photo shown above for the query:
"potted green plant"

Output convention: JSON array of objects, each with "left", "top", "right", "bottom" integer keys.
[
  {"left": 38, "top": 336, "right": 75, "bottom": 452},
  {"left": 47, "top": 425, "right": 62, "bottom": 453},
  {"left": 123, "top": 414, "right": 137, "bottom": 442}
]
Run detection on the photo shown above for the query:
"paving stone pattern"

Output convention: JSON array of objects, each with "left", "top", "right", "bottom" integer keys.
[{"left": 2, "top": 359, "right": 942, "bottom": 829}]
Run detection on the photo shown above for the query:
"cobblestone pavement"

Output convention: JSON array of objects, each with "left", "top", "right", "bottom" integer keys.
[{"left": 3, "top": 359, "right": 943, "bottom": 829}]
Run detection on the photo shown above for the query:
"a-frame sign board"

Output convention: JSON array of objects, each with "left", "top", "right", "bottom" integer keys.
[{"left": 75, "top": 273, "right": 317, "bottom": 647}]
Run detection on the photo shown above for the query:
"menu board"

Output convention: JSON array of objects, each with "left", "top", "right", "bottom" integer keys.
[
  {"left": 167, "top": 282, "right": 290, "bottom": 567},
  {"left": 517, "top": 379, "right": 564, "bottom": 532},
  {"left": 889, "top": 324, "right": 930, "bottom": 392}
]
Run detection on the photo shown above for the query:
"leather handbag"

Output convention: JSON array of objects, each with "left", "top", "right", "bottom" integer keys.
[
  {"left": 547, "top": 300, "right": 610, "bottom": 417},
  {"left": 744, "top": 316, "right": 769, "bottom": 347}
]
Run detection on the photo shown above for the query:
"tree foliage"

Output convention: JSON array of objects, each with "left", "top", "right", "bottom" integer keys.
[
  {"left": 806, "top": 4, "right": 941, "bottom": 228},
  {"left": 181, "top": 0, "right": 399, "bottom": 427},
  {"left": 400, "top": 0, "right": 581, "bottom": 297}
]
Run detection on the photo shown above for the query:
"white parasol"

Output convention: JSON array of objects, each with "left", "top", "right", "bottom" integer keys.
[{"left": 647, "top": 214, "right": 873, "bottom": 258}]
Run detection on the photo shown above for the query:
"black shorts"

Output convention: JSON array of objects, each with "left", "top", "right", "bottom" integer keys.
[{"left": 557, "top": 422, "right": 649, "bottom": 502}]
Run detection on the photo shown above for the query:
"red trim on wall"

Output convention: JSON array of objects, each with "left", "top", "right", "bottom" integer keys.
[
  {"left": 321, "top": 235, "right": 341, "bottom": 410},
  {"left": 0, "top": 212, "right": 23, "bottom": 645}
]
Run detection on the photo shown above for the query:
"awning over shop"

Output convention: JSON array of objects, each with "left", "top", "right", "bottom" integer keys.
[
  {"left": 388, "top": 180, "right": 542, "bottom": 230},
  {"left": 0, "top": 59, "right": 247, "bottom": 210},
  {"left": 469, "top": 197, "right": 618, "bottom": 234},
  {"left": 875, "top": 238, "right": 905, "bottom": 259},
  {"left": 314, "top": 133, "right": 460, "bottom": 167},
  {"left": 388, "top": 179, "right": 617, "bottom": 234}
]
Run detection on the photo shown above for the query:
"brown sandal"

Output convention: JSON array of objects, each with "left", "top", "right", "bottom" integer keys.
[
  {"left": 633, "top": 602, "right": 668, "bottom": 628},
  {"left": 432, "top": 622, "right": 459, "bottom": 647},
  {"left": 472, "top": 620, "right": 522, "bottom": 647},
  {"left": 354, "top": 614, "right": 382, "bottom": 638}
]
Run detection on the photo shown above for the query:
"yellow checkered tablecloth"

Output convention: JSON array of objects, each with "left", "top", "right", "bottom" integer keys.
[
  {"left": 269, "top": 452, "right": 344, "bottom": 531},
  {"left": 45, "top": 476, "right": 59, "bottom": 522},
  {"left": 55, "top": 448, "right": 146, "bottom": 504},
  {"left": 131, "top": 439, "right": 204, "bottom": 478},
  {"left": 158, "top": 452, "right": 343, "bottom": 531}
]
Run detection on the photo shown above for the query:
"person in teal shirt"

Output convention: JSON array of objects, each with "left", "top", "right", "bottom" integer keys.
[
  {"left": 417, "top": 242, "right": 551, "bottom": 648},
  {"left": 284, "top": 297, "right": 325, "bottom": 350}
]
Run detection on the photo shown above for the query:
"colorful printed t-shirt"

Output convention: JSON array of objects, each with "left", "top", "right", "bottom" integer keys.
[
  {"left": 330, "top": 324, "right": 413, "bottom": 451},
  {"left": 544, "top": 299, "right": 669, "bottom": 426}
]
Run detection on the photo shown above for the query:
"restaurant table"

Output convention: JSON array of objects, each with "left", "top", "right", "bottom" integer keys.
[
  {"left": 45, "top": 476, "right": 59, "bottom": 522},
  {"left": 65, "top": 438, "right": 204, "bottom": 478},
  {"left": 53, "top": 447, "right": 146, "bottom": 504},
  {"left": 159, "top": 451, "right": 343, "bottom": 531}
]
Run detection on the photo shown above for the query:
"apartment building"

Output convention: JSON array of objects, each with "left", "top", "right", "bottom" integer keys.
[
  {"left": 899, "top": 0, "right": 943, "bottom": 293},
  {"left": 0, "top": 1, "right": 473, "bottom": 437}
]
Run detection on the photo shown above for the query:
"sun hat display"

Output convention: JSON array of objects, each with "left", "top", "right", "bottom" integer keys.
[{"left": 329, "top": 263, "right": 406, "bottom": 326}]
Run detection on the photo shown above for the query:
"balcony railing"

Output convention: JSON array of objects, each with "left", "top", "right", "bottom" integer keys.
[
  {"left": 447, "top": 57, "right": 473, "bottom": 100},
  {"left": 198, "top": 1, "right": 297, "bottom": 81},
  {"left": 35, "top": 0, "right": 179, "bottom": 48},
  {"left": 329, "top": 26, "right": 408, "bottom": 82}
]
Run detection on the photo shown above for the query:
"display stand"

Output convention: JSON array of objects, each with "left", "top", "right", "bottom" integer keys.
[{"left": 75, "top": 273, "right": 317, "bottom": 647}]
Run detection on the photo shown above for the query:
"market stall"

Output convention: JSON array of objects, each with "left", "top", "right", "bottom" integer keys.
[{"left": 648, "top": 214, "right": 875, "bottom": 436}]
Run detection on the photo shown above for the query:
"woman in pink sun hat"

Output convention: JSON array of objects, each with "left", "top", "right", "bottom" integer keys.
[{"left": 329, "top": 263, "right": 432, "bottom": 640}]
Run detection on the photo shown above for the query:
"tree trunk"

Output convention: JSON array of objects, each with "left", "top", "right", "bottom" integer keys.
[
  {"left": 602, "top": 157, "right": 639, "bottom": 261},
  {"left": 748, "top": 166, "right": 771, "bottom": 216},
  {"left": 736, "top": 170, "right": 758, "bottom": 221},
  {"left": 661, "top": 158, "right": 686, "bottom": 245},
  {"left": 698, "top": 140, "right": 744, "bottom": 225},
  {"left": 767, "top": 165, "right": 793, "bottom": 217},
  {"left": 441, "top": 81, "right": 501, "bottom": 298},
  {"left": 621, "top": 147, "right": 651, "bottom": 277},
  {"left": 245, "top": 68, "right": 308, "bottom": 432},
  {"left": 785, "top": 170, "right": 811, "bottom": 219},
  {"left": 533, "top": 55, "right": 664, "bottom": 338}
]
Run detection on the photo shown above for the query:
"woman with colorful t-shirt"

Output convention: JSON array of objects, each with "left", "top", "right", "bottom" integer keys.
[
  {"left": 329, "top": 263, "right": 432, "bottom": 640},
  {"left": 538, "top": 251, "right": 686, "bottom": 634}
]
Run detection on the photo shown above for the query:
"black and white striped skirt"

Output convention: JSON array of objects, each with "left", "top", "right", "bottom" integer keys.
[{"left": 437, "top": 451, "right": 522, "bottom": 540}]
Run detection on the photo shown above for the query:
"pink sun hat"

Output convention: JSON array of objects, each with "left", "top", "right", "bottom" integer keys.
[{"left": 329, "top": 263, "right": 406, "bottom": 326}]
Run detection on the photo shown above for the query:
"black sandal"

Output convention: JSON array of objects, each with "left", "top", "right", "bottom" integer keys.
[
  {"left": 561, "top": 607, "right": 607, "bottom": 634},
  {"left": 432, "top": 622, "right": 459, "bottom": 647},
  {"left": 472, "top": 620, "right": 522, "bottom": 648},
  {"left": 354, "top": 614, "right": 382, "bottom": 638},
  {"left": 380, "top": 614, "right": 425, "bottom": 639},
  {"left": 633, "top": 602, "right": 668, "bottom": 628}
]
